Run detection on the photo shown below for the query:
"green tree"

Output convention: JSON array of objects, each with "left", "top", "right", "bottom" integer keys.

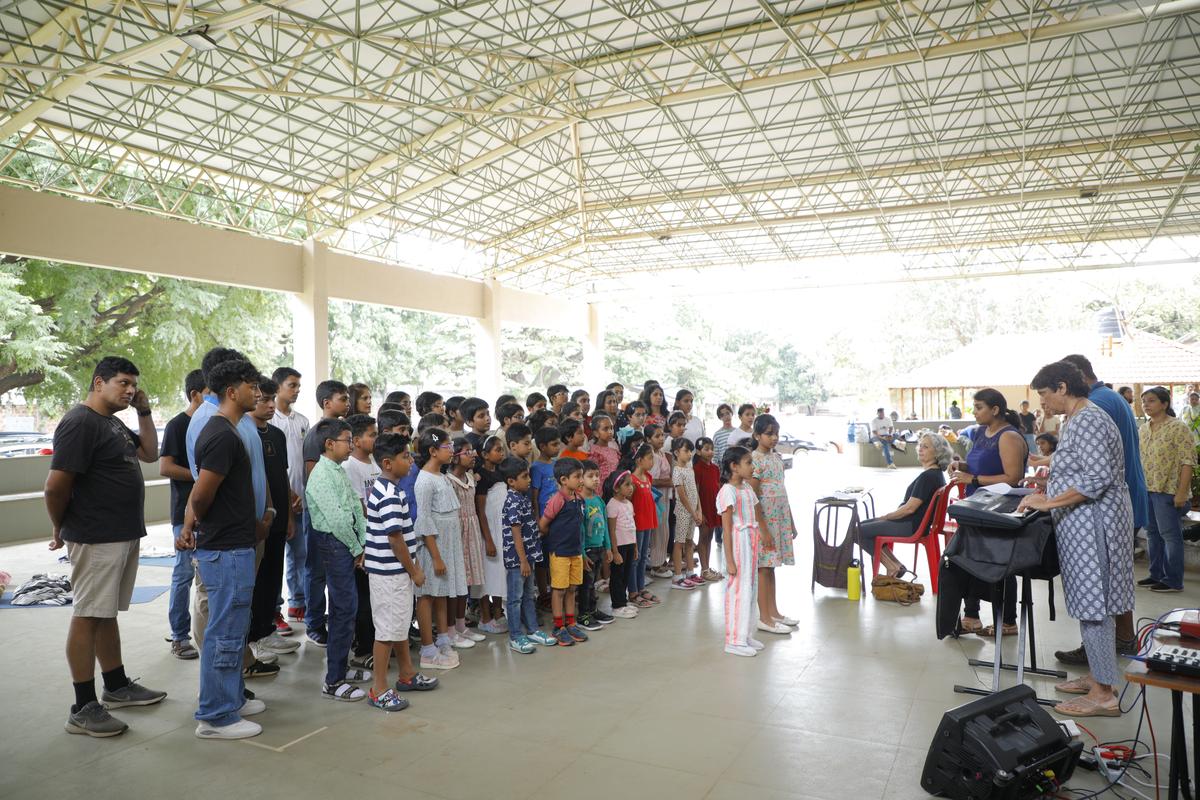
[{"left": 772, "top": 344, "right": 827, "bottom": 412}]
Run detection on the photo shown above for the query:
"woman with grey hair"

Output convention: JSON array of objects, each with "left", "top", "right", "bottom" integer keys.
[{"left": 858, "top": 433, "right": 950, "bottom": 579}]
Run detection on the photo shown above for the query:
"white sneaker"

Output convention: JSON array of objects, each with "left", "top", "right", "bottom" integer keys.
[
  {"left": 611, "top": 606, "right": 638, "bottom": 619},
  {"left": 255, "top": 633, "right": 300, "bottom": 653},
  {"left": 249, "top": 644, "right": 279, "bottom": 664},
  {"left": 757, "top": 620, "right": 791, "bottom": 635},
  {"left": 450, "top": 632, "right": 476, "bottom": 649},
  {"left": 196, "top": 719, "right": 262, "bottom": 739},
  {"left": 420, "top": 650, "right": 460, "bottom": 670},
  {"left": 459, "top": 629, "right": 486, "bottom": 642},
  {"left": 240, "top": 698, "right": 267, "bottom": 716},
  {"left": 747, "top": 637, "right": 765, "bottom": 651},
  {"left": 724, "top": 644, "right": 757, "bottom": 657}
]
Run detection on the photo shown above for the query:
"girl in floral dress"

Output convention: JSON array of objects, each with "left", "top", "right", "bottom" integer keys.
[
  {"left": 447, "top": 438, "right": 486, "bottom": 644},
  {"left": 749, "top": 414, "right": 798, "bottom": 635}
]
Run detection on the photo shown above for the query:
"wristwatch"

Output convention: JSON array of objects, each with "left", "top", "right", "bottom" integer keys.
[
  {"left": 137, "top": 409, "right": 152, "bottom": 417},
  {"left": 970, "top": 476, "right": 980, "bottom": 489}
]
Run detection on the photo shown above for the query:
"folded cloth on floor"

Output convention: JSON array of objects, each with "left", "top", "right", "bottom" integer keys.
[
  {"left": 10, "top": 573, "right": 72, "bottom": 606},
  {"left": 140, "top": 546, "right": 176, "bottom": 558}
]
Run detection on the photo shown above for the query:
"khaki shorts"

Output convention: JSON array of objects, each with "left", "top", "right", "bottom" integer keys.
[
  {"left": 549, "top": 554, "right": 583, "bottom": 589},
  {"left": 67, "top": 539, "right": 139, "bottom": 618},
  {"left": 369, "top": 571, "right": 414, "bottom": 641}
]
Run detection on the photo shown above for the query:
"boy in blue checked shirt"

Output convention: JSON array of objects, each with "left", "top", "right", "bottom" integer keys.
[
  {"left": 305, "top": 418, "right": 369, "bottom": 702},
  {"left": 499, "top": 457, "right": 556, "bottom": 654},
  {"left": 364, "top": 433, "right": 439, "bottom": 711}
]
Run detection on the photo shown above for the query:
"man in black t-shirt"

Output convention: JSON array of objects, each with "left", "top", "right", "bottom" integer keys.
[
  {"left": 179, "top": 357, "right": 270, "bottom": 741},
  {"left": 160, "top": 369, "right": 205, "bottom": 660},
  {"left": 47, "top": 356, "right": 167, "bottom": 738},
  {"left": 1018, "top": 401, "right": 1037, "bottom": 454}
]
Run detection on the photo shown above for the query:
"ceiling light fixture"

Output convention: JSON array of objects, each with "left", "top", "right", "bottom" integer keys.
[{"left": 178, "top": 24, "right": 219, "bottom": 52}]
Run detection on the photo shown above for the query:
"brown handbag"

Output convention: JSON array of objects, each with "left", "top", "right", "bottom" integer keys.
[{"left": 871, "top": 575, "right": 924, "bottom": 605}]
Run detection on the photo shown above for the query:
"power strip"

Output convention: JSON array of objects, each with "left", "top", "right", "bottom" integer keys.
[{"left": 1092, "top": 746, "right": 1126, "bottom": 784}]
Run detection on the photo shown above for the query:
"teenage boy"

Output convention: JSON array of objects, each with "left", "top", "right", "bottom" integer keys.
[
  {"left": 48, "top": 356, "right": 166, "bottom": 738},
  {"left": 182, "top": 357, "right": 269, "bottom": 740},
  {"left": 530, "top": 426, "right": 562, "bottom": 517},
  {"left": 559, "top": 418, "right": 588, "bottom": 462},
  {"left": 459, "top": 397, "right": 491, "bottom": 453},
  {"left": 500, "top": 457, "right": 554, "bottom": 653},
  {"left": 365, "top": 433, "right": 439, "bottom": 710},
  {"left": 161, "top": 368, "right": 205, "bottom": 660},
  {"left": 342, "top": 413, "right": 379, "bottom": 672},
  {"left": 547, "top": 384, "right": 568, "bottom": 416},
  {"left": 305, "top": 417, "right": 370, "bottom": 702},
  {"left": 538, "top": 458, "right": 588, "bottom": 645},
  {"left": 526, "top": 392, "right": 547, "bottom": 414},
  {"left": 248, "top": 379, "right": 300, "bottom": 660},
  {"left": 270, "top": 366, "right": 308, "bottom": 626},
  {"left": 301, "top": 380, "right": 350, "bottom": 646},
  {"left": 577, "top": 460, "right": 613, "bottom": 630},
  {"left": 377, "top": 408, "right": 412, "bottom": 439}
]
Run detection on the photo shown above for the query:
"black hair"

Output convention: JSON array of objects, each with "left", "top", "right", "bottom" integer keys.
[
  {"left": 602, "top": 467, "right": 632, "bottom": 502},
  {"left": 373, "top": 432, "right": 411, "bottom": 466},
  {"left": 505, "top": 422, "right": 532, "bottom": 445},
  {"left": 580, "top": 459, "right": 599, "bottom": 474},
  {"left": 495, "top": 393, "right": 516, "bottom": 410},
  {"left": 208, "top": 358, "right": 259, "bottom": 397},
  {"left": 476, "top": 434, "right": 504, "bottom": 458},
  {"left": 347, "top": 382, "right": 371, "bottom": 413},
  {"left": 527, "top": 408, "right": 556, "bottom": 433},
  {"left": 736, "top": 403, "right": 756, "bottom": 418},
  {"left": 526, "top": 391, "right": 547, "bottom": 410},
  {"left": 673, "top": 389, "right": 693, "bottom": 408},
  {"left": 595, "top": 389, "right": 617, "bottom": 415},
  {"left": 417, "top": 412, "right": 447, "bottom": 433},
  {"left": 445, "top": 396, "right": 465, "bottom": 419},
  {"left": 346, "top": 413, "right": 376, "bottom": 439},
  {"left": 553, "top": 457, "right": 583, "bottom": 483},
  {"left": 721, "top": 445, "right": 751, "bottom": 482},
  {"left": 500, "top": 455, "right": 530, "bottom": 483},
  {"left": 570, "top": 389, "right": 589, "bottom": 404},
  {"left": 316, "top": 380, "right": 348, "bottom": 410},
  {"left": 558, "top": 418, "right": 583, "bottom": 443},
  {"left": 377, "top": 402, "right": 402, "bottom": 413},
  {"left": 184, "top": 368, "right": 205, "bottom": 401},
  {"left": 1030, "top": 361, "right": 1090, "bottom": 398},
  {"left": 1060, "top": 354, "right": 1097, "bottom": 382},
  {"left": 643, "top": 422, "right": 663, "bottom": 442},
  {"left": 625, "top": 400, "right": 647, "bottom": 417},
  {"left": 314, "top": 417, "right": 351, "bottom": 450},
  {"left": 415, "top": 391, "right": 443, "bottom": 417},
  {"left": 1034, "top": 432, "right": 1058, "bottom": 452},
  {"left": 200, "top": 347, "right": 245, "bottom": 388},
  {"left": 561, "top": 401, "right": 580, "bottom": 419},
  {"left": 590, "top": 412, "right": 614, "bottom": 440},
  {"left": 1142, "top": 386, "right": 1176, "bottom": 416},
  {"left": 257, "top": 377, "right": 279, "bottom": 396},
  {"left": 547, "top": 384, "right": 568, "bottom": 401},
  {"left": 459, "top": 397, "right": 489, "bottom": 427},
  {"left": 695, "top": 436, "right": 714, "bottom": 451},
  {"left": 619, "top": 430, "right": 646, "bottom": 466},
  {"left": 534, "top": 426, "right": 560, "bottom": 450},
  {"left": 627, "top": 443, "right": 653, "bottom": 471},
  {"left": 667, "top": 411, "right": 686, "bottom": 429},
  {"left": 496, "top": 402, "right": 523, "bottom": 425},
  {"left": 414, "top": 427, "right": 450, "bottom": 468},
  {"left": 377, "top": 409, "right": 411, "bottom": 433},
  {"left": 639, "top": 383, "right": 668, "bottom": 418},
  {"left": 750, "top": 413, "right": 779, "bottom": 450},
  {"left": 670, "top": 436, "right": 694, "bottom": 455},
  {"left": 606, "top": 381, "right": 623, "bottom": 391},
  {"left": 716, "top": 403, "right": 732, "bottom": 417},
  {"left": 272, "top": 366, "right": 301, "bottom": 384},
  {"left": 972, "top": 388, "right": 1022, "bottom": 430},
  {"left": 384, "top": 390, "right": 408, "bottom": 405}
]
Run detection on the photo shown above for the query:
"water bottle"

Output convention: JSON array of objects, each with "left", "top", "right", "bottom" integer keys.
[{"left": 847, "top": 558, "right": 862, "bottom": 601}]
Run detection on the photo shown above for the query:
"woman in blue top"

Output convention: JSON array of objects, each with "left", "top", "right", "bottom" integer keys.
[{"left": 948, "top": 388, "right": 1029, "bottom": 636}]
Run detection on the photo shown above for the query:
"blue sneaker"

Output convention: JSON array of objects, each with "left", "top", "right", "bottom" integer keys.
[
  {"left": 509, "top": 637, "right": 536, "bottom": 654},
  {"left": 553, "top": 627, "right": 575, "bottom": 646},
  {"left": 527, "top": 630, "right": 557, "bottom": 646},
  {"left": 566, "top": 624, "right": 589, "bottom": 643},
  {"left": 306, "top": 628, "right": 328, "bottom": 647}
]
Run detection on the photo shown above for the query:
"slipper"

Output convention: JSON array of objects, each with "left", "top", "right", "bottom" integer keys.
[
  {"left": 1053, "top": 696, "right": 1121, "bottom": 718},
  {"left": 979, "top": 624, "right": 1018, "bottom": 637},
  {"left": 958, "top": 617, "right": 984, "bottom": 635},
  {"left": 1055, "top": 676, "right": 1093, "bottom": 695}
]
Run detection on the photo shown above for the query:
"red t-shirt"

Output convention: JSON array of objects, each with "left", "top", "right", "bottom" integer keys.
[
  {"left": 630, "top": 471, "right": 658, "bottom": 530},
  {"left": 693, "top": 459, "right": 721, "bottom": 528}
]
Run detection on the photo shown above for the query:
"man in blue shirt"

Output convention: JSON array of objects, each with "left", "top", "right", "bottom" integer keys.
[{"left": 1053, "top": 354, "right": 1148, "bottom": 664}]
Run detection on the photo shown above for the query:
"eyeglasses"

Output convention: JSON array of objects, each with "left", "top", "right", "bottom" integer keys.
[
  {"left": 333, "top": 436, "right": 353, "bottom": 444},
  {"left": 437, "top": 443, "right": 453, "bottom": 450}
]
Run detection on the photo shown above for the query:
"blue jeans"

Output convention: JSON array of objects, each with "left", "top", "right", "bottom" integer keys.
[
  {"left": 169, "top": 524, "right": 194, "bottom": 641},
  {"left": 633, "top": 529, "right": 652, "bottom": 592},
  {"left": 505, "top": 568, "right": 538, "bottom": 640},
  {"left": 315, "top": 533, "right": 357, "bottom": 686},
  {"left": 282, "top": 511, "right": 306, "bottom": 608},
  {"left": 1023, "top": 433, "right": 1037, "bottom": 453},
  {"left": 303, "top": 510, "right": 328, "bottom": 631},
  {"left": 1147, "top": 492, "right": 1187, "bottom": 590},
  {"left": 869, "top": 436, "right": 894, "bottom": 465},
  {"left": 194, "top": 547, "right": 255, "bottom": 726}
]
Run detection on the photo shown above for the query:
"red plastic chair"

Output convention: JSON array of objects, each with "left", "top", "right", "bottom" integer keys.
[{"left": 871, "top": 483, "right": 955, "bottom": 595}]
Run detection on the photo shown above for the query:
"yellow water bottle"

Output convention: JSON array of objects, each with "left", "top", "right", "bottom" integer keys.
[{"left": 847, "top": 558, "right": 862, "bottom": 601}]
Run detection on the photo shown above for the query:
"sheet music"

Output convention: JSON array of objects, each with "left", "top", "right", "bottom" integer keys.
[{"left": 981, "top": 483, "right": 1035, "bottom": 497}]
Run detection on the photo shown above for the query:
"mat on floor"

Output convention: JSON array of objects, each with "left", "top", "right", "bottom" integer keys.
[
  {"left": 0, "top": 585, "right": 169, "bottom": 609},
  {"left": 138, "top": 556, "right": 177, "bottom": 567}
]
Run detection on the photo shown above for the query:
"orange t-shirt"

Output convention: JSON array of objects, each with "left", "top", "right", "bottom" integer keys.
[{"left": 560, "top": 449, "right": 590, "bottom": 462}]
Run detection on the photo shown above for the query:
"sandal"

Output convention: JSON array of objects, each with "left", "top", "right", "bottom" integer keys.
[
  {"left": 1055, "top": 676, "right": 1094, "bottom": 695},
  {"left": 1053, "top": 696, "right": 1121, "bottom": 718},
  {"left": 644, "top": 593, "right": 661, "bottom": 605},
  {"left": 979, "top": 624, "right": 1019, "bottom": 637},
  {"left": 958, "top": 617, "right": 984, "bottom": 635},
  {"left": 631, "top": 596, "right": 653, "bottom": 609}
]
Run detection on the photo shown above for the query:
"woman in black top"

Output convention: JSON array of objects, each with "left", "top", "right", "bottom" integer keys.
[{"left": 858, "top": 433, "right": 952, "bottom": 578}]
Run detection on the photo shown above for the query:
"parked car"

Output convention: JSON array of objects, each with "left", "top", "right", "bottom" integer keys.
[
  {"left": 0, "top": 434, "right": 53, "bottom": 457},
  {"left": 776, "top": 431, "right": 834, "bottom": 455}
]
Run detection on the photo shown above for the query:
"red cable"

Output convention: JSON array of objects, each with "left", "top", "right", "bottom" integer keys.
[{"left": 1077, "top": 722, "right": 1100, "bottom": 744}]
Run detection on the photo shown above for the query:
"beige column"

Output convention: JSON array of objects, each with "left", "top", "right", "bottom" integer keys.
[
  {"left": 475, "top": 278, "right": 503, "bottom": 402},
  {"left": 583, "top": 303, "right": 605, "bottom": 391},
  {"left": 291, "top": 238, "right": 330, "bottom": 419}
]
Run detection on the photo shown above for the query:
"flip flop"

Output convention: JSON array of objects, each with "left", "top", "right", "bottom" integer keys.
[{"left": 1053, "top": 696, "right": 1121, "bottom": 718}]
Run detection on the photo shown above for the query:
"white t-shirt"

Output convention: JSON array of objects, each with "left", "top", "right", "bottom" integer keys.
[
  {"left": 270, "top": 408, "right": 309, "bottom": 499},
  {"left": 682, "top": 415, "right": 705, "bottom": 443},
  {"left": 869, "top": 417, "right": 892, "bottom": 436},
  {"left": 342, "top": 455, "right": 381, "bottom": 504},
  {"left": 727, "top": 428, "right": 753, "bottom": 450}
]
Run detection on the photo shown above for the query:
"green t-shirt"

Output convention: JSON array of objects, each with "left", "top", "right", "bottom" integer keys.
[{"left": 582, "top": 495, "right": 611, "bottom": 550}]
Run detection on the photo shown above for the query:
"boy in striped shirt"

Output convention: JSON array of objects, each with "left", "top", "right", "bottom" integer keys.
[{"left": 365, "top": 433, "right": 439, "bottom": 711}]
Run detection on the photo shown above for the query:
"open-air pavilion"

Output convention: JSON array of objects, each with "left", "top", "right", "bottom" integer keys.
[{"left": 2, "top": 1, "right": 1200, "bottom": 798}]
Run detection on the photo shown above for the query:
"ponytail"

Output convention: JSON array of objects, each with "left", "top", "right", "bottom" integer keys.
[
  {"left": 973, "top": 388, "right": 1021, "bottom": 431},
  {"left": 721, "top": 445, "right": 751, "bottom": 482}
]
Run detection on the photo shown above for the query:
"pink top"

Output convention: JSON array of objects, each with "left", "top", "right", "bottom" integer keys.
[
  {"left": 591, "top": 444, "right": 619, "bottom": 488},
  {"left": 650, "top": 449, "right": 672, "bottom": 500},
  {"left": 716, "top": 483, "right": 759, "bottom": 530},
  {"left": 605, "top": 497, "right": 637, "bottom": 546}
]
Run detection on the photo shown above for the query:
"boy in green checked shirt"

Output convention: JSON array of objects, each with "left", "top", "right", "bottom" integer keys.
[{"left": 305, "top": 418, "right": 369, "bottom": 702}]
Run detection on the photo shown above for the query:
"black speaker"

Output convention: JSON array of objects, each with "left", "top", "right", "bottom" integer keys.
[{"left": 921, "top": 685, "right": 1082, "bottom": 799}]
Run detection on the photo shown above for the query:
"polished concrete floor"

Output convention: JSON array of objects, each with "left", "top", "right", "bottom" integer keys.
[{"left": 0, "top": 453, "right": 1191, "bottom": 799}]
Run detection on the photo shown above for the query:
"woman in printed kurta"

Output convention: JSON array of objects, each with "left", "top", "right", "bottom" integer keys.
[
  {"left": 1019, "top": 361, "right": 1134, "bottom": 718},
  {"left": 1138, "top": 386, "right": 1195, "bottom": 592}
]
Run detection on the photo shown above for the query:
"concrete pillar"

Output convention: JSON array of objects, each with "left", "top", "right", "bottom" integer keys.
[
  {"left": 475, "top": 278, "right": 503, "bottom": 402},
  {"left": 583, "top": 303, "right": 605, "bottom": 391},
  {"left": 291, "top": 238, "right": 330, "bottom": 419}
]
